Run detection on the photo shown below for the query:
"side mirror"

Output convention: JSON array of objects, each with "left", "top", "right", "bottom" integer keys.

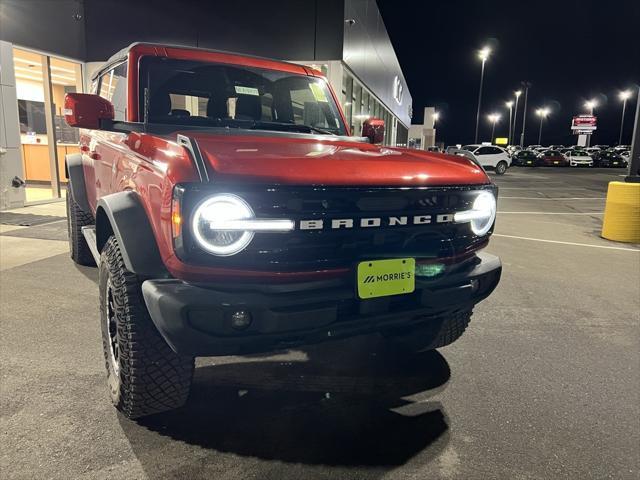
[
  {"left": 362, "top": 117, "right": 385, "bottom": 144},
  {"left": 64, "top": 93, "right": 114, "bottom": 130}
]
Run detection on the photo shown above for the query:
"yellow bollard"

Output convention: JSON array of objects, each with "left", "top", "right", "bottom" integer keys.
[{"left": 601, "top": 181, "right": 640, "bottom": 243}]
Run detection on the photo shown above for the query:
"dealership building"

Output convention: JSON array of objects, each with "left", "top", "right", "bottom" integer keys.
[{"left": 0, "top": 0, "right": 412, "bottom": 209}]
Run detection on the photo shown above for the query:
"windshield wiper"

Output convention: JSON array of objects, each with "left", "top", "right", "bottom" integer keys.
[{"left": 248, "top": 120, "right": 335, "bottom": 135}]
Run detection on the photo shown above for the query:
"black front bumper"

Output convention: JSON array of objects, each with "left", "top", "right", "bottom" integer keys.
[{"left": 141, "top": 253, "right": 502, "bottom": 356}]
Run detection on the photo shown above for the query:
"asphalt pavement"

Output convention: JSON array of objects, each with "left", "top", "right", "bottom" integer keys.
[{"left": 1, "top": 167, "right": 638, "bottom": 479}]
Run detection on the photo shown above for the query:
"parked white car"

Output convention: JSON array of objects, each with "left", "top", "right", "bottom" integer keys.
[
  {"left": 564, "top": 150, "right": 593, "bottom": 167},
  {"left": 460, "top": 144, "right": 511, "bottom": 174}
]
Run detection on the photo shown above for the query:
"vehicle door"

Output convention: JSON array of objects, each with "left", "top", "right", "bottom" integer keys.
[
  {"left": 474, "top": 146, "right": 495, "bottom": 167},
  {"left": 91, "top": 62, "right": 128, "bottom": 205},
  {"left": 487, "top": 146, "right": 506, "bottom": 165}
]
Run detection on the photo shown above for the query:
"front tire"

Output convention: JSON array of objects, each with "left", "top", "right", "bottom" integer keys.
[
  {"left": 382, "top": 310, "right": 472, "bottom": 353},
  {"left": 99, "top": 235, "right": 194, "bottom": 419},
  {"left": 495, "top": 161, "right": 508, "bottom": 175}
]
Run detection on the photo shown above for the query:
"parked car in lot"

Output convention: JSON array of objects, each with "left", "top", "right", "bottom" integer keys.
[
  {"left": 445, "top": 145, "right": 462, "bottom": 154},
  {"left": 506, "top": 145, "right": 522, "bottom": 156},
  {"left": 565, "top": 150, "right": 593, "bottom": 167},
  {"left": 461, "top": 144, "right": 511, "bottom": 174},
  {"left": 540, "top": 149, "right": 569, "bottom": 166},
  {"left": 548, "top": 144, "right": 565, "bottom": 150},
  {"left": 527, "top": 144, "right": 543, "bottom": 151},
  {"left": 613, "top": 145, "right": 630, "bottom": 152},
  {"left": 594, "top": 150, "right": 628, "bottom": 168},
  {"left": 62, "top": 42, "right": 502, "bottom": 419},
  {"left": 620, "top": 150, "right": 631, "bottom": 165},
  {"left": 512, "top": 149, "right": 540, "bottom": 166}
]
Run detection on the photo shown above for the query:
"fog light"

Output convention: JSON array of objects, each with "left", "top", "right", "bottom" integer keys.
[
  {"left": 231, "top": 310, "right": 252, "bottom": 330},
  {"left": 415, "top": 263, "right": 445, "bottom": 277}
]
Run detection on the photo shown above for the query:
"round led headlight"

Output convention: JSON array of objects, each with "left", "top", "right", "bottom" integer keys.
[
  {"left": 454, "top": 191, "right": 497, "bottom": 236},
  {"left": 191, "top": 194, "right": 255, "bottom": 256}
]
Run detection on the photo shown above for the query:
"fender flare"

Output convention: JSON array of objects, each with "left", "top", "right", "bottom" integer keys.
[
  {"left": 96, "top": 191, "right": 168, "bottom": 278},
  {"left": 65, "top": 153, "right": 91, "bottom": 214}
]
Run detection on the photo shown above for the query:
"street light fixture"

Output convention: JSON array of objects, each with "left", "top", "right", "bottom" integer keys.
[
  {"left": 487, "top": 113, "right": 500, "bottom": 143},
  {"left": 505, "top": 101, "right": 514, "bottom": 145},
  {"left": 474, "top": 46, "right": 491, "bottom": 143},
  {"left": 535, "top": 108, "right": 551, "bottom": 144},
  {"left": 433, "top": 111, "right": 440, "bottom": 124},
  {"left": 618, "top": 90, "right": 633, "bottom": 145},
  {"left": 519, "top": 82, "right": 532, "bottom": 147},
  {"left": 512, "top": 90, "right": 522, "bottom": 145}
]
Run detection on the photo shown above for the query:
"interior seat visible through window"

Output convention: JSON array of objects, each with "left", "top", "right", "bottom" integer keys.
[{"left": 234, "top": 95, "right": 262, "bottom": 121}]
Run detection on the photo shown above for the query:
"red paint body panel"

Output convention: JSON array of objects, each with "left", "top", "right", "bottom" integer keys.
[
  {"left": 191, "top": 133, "right": 489, "bottom": 186},
  {"left": 83, "top": 43, "right": 491, "bottom": 282}
]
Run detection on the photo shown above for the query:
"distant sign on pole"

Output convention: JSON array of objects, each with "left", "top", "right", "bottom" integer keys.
[
  {"left": 571, "top": 115, "right": 597, "bottom": 135},
  {"left": 495, "top": 137, "right": 509, "bottom": 145}
]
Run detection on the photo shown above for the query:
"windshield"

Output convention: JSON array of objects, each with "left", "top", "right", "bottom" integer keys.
[{"left": 140, "top": 57, "right": 347, "bottom": 135}]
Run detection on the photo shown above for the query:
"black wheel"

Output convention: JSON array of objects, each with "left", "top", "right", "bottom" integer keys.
[
  {"left": 99, "top": 235, "right": 194, "bottom": 419},
  {"left": 495, "top": 161, "right": 508, "bottom": 175},
  {"left": 382, "top": 310, "right": 472, "bottom": 353},
  {"left": 66, "top": 189, "right": 95, "bottom": 266}
]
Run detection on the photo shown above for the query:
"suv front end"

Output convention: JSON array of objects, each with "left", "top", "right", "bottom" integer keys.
[{"left": 142, "top": 182, "right": 502, "bottom": 355}]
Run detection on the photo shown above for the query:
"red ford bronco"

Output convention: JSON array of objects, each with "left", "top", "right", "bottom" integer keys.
[{"left": 64, "top": 43, "right": 501, "bottom": 419}]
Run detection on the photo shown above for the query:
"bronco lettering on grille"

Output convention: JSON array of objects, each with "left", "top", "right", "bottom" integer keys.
[{"left": 299, "top": 214, "right": 455, "bottom": 230}]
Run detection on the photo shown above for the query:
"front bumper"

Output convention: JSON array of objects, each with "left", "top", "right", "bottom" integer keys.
[
  {"left": 570, "top": 160, "right": 593, "bottom": 167},
  {"left": 141, "top": 253, "right": 502, "bottom": 356}
]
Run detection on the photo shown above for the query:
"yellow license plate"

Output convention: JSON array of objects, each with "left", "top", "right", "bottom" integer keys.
[
  {"left": 527, "top": 161, "right": 532, "bottom": 164},
  {"left": 554, "top": 161, "right": 559, "bottom": 164},
  {"left": 357, "top": 258, "right": 415, "bottom": 299}
]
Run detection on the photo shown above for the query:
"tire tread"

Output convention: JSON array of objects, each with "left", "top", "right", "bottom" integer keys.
[
  {"left": 101, "top": 236, "right": 194, "bottom": 419},
  {"left": 67, "top": 190, "right": 95, "bottom": 266}
]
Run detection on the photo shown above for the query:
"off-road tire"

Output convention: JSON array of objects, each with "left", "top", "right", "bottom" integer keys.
[
  {"left": 99, "top": 235, "right": 194, "bottom": 419},
  {"left": 66, "top": 189, "right": 95, "bottom": 266},
  {"left": 382, "top": 310, "right": 472, "bottom": 353},
  {"left": 495, "top": 161, "right": 508, "bottom": 175}
]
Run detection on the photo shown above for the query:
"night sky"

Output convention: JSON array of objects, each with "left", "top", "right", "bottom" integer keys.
[{"left": 377, "top": 0, "right": 640, "bottom": 147}]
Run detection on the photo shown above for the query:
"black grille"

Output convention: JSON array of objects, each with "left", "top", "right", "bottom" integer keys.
[{"left": 177, "top": 183, "right": 496, "bottom": 272}]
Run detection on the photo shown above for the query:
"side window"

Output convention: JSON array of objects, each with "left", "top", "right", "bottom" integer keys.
[
  {"left": 489, "top": 147, "right": 503, "bottom": 154},
  {"left": 98, "top": 62, "right": 127, "bottom": 121},
  {"left": 476, "top": 147, "right": 491, "bottom": 155},
  {"left": 289, "top": 82, "right": 339, "bottom": 129}
]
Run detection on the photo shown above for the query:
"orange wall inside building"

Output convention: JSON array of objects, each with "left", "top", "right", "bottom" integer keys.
[{"left": 21, "top": 144, "right": 79, "bottom": 182}]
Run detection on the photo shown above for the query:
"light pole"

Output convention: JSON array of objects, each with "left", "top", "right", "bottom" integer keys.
[
  {"left": 519, "top": 82, "right": 531, "bottom": 147},
  {"left": 536, "top": 108, "right": 550, "bottom": 144},
  {"left": 505, "top": 101, "right": 514, "bottom": 145},
  {"left": 474, "top": 47, "right": 491, "bottom": 143},
  {"left": 618, "top": 90, "right": 632, "bottom": 145},
  {"left": 512, "top": 90, "right": 522, "bottom": 145},
  {"left": 584, "top": 99, "right": 597, "bottom": 146},
  {"left": 487, "top": 113, "right": 501, "bottom": 143}
]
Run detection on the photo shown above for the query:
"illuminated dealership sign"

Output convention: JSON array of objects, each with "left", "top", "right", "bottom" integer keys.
[
  {"left": 393, "top": 76, "right": 404, "bottom": 104},
  {"left": 571, "top": 115, "right": 597, "bottom": 135}
]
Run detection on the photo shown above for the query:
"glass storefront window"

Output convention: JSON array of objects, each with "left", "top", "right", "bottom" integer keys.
[
  {"left": 13, "top": 47, "right": 83, "bottom": 203},
  {"left": 352, "top": 83, "right": 363, "bottom": 137},
  {"left": 342, "top": 72, "right": 353, "bottom": 131}
]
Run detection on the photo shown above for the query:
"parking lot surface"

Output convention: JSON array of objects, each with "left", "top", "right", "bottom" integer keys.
[{"left": 1, "top": 168, "right": 638, "bottom": 479}]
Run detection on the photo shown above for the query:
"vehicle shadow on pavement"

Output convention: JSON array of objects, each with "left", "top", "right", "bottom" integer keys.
[{"left": 119, "top": 340, "right": 451, "bottom": 472}]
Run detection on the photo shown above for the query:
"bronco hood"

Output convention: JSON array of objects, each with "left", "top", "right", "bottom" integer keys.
[{"left": 186, "top": 131, "right": 489, "bottom": 186}]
